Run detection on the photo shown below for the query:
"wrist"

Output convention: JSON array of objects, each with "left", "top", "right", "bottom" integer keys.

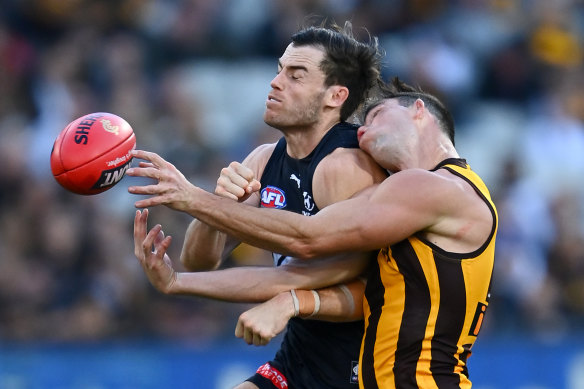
[
  {"left": 292, "top": 289, "right": 320, "bottom": 318},
  {"left": 280, "top": 291, "right": 297, "bottom": 319},
  {"left": 187, "top": 186, "right": 206, "bottom": 215},
  {"left": 169, "top": 271, "right": 182, "bottom": 294}
]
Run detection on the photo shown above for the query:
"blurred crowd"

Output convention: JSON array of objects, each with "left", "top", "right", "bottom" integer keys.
[{"left": 0, "top": 0, "right": 582, "bottom": 344}]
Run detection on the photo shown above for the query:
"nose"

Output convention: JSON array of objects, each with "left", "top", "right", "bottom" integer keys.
[
  {"left": 270, "top": 72, "right": 284, "bottom": 90},
  {"left": 357, "top": 126, "right": 366, "bottom": 141}
]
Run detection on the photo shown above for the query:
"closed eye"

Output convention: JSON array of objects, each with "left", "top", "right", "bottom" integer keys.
[{"left": 365, "top": 106, "right": 382, "bottom": 125}]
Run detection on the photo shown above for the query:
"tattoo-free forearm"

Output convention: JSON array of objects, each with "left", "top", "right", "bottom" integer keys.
[
  {"left": 179, "top": 219, "right": 228, "bottom": 271},
  {"left": 306, "top": 278, "right": 365, "bottom": 322},
  {"left": 185, "top": 187, "right": 335, "bottom": 259},
  {"left": 171, "top": 254, "right": 369, "bottom": 303}
]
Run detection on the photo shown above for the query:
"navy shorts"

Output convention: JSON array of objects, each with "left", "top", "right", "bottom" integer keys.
[{"left": 246, "top": 361, "right": 290, "bottom": 389}]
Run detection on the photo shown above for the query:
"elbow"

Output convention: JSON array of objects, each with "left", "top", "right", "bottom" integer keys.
[{"left": 287, "top": 236, "right": 327, "bottom": 260}]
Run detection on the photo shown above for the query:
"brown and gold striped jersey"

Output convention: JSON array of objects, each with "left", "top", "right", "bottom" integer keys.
[{"left": 360, "top": 158, "right": 497, "bottom": 389}]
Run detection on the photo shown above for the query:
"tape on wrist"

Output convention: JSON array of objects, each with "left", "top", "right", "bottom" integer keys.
[
  {"left": 290, "top": 289, "right": 300, "bottom": 317},
  {"left": 338, "top": 284, "right": 355, "bottom": 315},
  {"left": 307, "top": 290, "right": 320, "bottom": 317}
]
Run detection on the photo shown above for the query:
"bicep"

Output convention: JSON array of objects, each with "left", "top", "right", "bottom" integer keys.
[{"left": 304, "top": 174, "right": 441, "bottom": 255}]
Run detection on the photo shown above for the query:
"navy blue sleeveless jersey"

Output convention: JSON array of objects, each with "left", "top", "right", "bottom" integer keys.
[{"left": 258, "top": 122, "right": 363, "bottom": 388}]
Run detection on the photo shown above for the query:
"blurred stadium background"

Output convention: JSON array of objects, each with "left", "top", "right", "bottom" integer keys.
[{"left": 0, "top": 0, "right": 583, "bottom": 388}]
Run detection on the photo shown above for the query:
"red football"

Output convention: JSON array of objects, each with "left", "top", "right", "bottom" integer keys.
[{"left": 50, "top": 112, "right": 136, "bottom": 195}]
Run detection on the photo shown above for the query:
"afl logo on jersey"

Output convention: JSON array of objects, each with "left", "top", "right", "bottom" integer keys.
[{"left": 261, "top": 186, "right": 286, "bottom": 209}]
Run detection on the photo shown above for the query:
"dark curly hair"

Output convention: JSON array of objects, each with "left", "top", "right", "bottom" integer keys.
[
  {"left": 367, "top": 77, "right": 456, "bottom": 145},
  {"left": 291, "top": 21, "right": 384, "bottom": 122}
]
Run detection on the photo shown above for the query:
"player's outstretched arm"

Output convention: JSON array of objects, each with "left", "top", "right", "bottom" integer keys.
[
  {"left": 134, "top": 208, "right": 370, "bottom": 301},
  {"left": 235, "top": 278, "right": 366, "bottom": 346},
  {"left": 127, "top": 149, "right": 436, "bottom": 259}
]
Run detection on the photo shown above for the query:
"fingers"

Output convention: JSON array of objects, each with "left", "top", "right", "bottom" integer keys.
[
  {"left": 155, "top": 235, "right": 173, "bottom": 259},
  {"left": 241, "top": 327, "right": 271, "bottom": 346},
  {"left": 235, "top": 319, "right": 244, "bottom": 339},
  {"left": 133, "top": 197, "right": 164, "bottom": 209},
  {"left": 133, "top": 209, "right": 149, "bottom": 259},
  {"left": 248, "top": 179, "right": 261, "bottom": 194},
  {"left": 154, "top": 227, "right": 165, "bottom": 246},
  {"left": 127, "top": 150, "right": 194, "bottom": 211},
  {"left": 229, "top": 161, "right": 256, "bottom": 183},
  {"left": 141, "top": 223, "right": 173, "bottom": 270},
  {"left": 141, "top": 223, "right": 161, "bottom": 259},
  {"left": 218, "top": 167, "right": 249, "bottom": 192},
  {"left": 214, "top": 188, "right": 240, "bottom": 201},
  {"left": 128, "top": 181, "right": 168, "bottom": 208},
  {"left": 128, "top": 183, "right": 166, "bottom": 195},
  {"left": 126, "top": 166, "right": 161, "bottom": 181},
  {"left": 216, "top": 174, "right": 244, "bottom": 200},
  {"left": 215, "top": 162, "right": 259, "bottom": 201},
  {"left": 131, "top": 149, "right": 167, "bottom": 168},
  {"left": 235, "top": 312, "right": 273, "bottom": 346}
]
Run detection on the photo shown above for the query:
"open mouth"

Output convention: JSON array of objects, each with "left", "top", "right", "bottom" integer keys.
[{"left": 267, "top": 94, "right": 281, "bottom": 103}]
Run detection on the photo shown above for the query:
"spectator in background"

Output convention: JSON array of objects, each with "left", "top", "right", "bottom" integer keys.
[{"left": 0, "top": 0, "right": 583, "bottom": 344}]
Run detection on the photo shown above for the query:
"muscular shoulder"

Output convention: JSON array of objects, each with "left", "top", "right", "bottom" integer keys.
[
  {"left": 313, "top": 147, "right": 388, "bottom": 208},
  {"left": 242, "top": 143, "right": 277, "bottom": 181},
  {"left": 377, "top": 168, "right": 470, "bottom": 212},
  {"left": 376, "top": 168, "right": 494, "bottom": 251}
]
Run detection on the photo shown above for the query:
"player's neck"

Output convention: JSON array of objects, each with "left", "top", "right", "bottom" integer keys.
[
  {"left": 283, "top": 120, "right": 340, "bottom": 159},
  {"left": 404, "top": 134, "right": 459, "bottom": 171},
  {"left": 416, "top": 150, "right": 460, "bottom": 171}
]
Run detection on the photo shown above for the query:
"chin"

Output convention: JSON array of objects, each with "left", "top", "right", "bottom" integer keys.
[
  {"left": 264, "top": 117, "right": 279, "bottom": 128},
  {"left": 358, "top": 139, "right": 371, "bottom": 154}
]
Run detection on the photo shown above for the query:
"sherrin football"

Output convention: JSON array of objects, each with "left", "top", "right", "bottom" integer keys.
[{"left": 50, "top": 112, "right": 136, "bottom": 195}]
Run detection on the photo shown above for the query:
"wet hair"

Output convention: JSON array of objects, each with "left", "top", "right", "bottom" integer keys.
[
  {"left": 291, "top": 21, "right": 384, "bottom": 122},
  {"left": 367, "top": 77, "right": 456, "bottom": 145}
]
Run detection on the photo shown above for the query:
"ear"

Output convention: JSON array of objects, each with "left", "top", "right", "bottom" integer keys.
[
  {"left": 325, "top": 85, "right": 349, "bottom": 108},
  {"left": 413, "top": 98, "right": 425, "bottom": 119}
]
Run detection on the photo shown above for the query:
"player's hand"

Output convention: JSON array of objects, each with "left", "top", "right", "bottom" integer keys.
[
  {"left": 127, "top": 149, "right": 196, "bottom": 211},
  {"left": 235, "top": 291, "right": 295, "bottom": 346},
  {"left": 133, "top": 208, "right": 177, "bottom": 294},
  {"left": 215, "top": 161, "right": 261, "bottom": 202}
]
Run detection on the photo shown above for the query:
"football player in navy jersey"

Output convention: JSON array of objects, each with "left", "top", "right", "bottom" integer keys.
[{"left": 129, "top": 21, "right": 387, "bottom": 389}]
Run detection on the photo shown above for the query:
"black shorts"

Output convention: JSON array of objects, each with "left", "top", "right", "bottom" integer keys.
[
  {"left": 245, "top": 357, "right": 359, "bottom": 388},
  {"left": 246, "top": 319, "right": 362, "bottom": 388},
  {"left": 246, "top": 361, "right": 290, "bottom": 389}
]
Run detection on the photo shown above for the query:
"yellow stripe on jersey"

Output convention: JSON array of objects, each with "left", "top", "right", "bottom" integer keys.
[{"left": 360, "top": 159, "right": 497, "bottom": 389}]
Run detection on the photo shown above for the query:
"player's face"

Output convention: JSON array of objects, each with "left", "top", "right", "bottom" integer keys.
[
  {"left": 264, "top": 44, "right": 328, "bottom": 130},
  {"left": 358, "top": 99, "right": 414, "bottom": 171}
]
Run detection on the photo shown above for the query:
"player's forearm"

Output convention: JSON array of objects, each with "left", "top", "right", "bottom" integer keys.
[
  {"left": 292, "top": 278, "right": 365, "bottom": 322},
  {"left": 171, "top": 254, "right": 369, "bottom": 303},
  {"left": 311, "top": 279, "right": 365, "bottom": 321},
  {"left": 172, "top": 267, "right": 306, "bottom": 303},
  {"left": 180, "top": 219, "right": 227, "bottom": 271},
  {"left": 186, "top": 187, "right": 327, "bottom": 259}
]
